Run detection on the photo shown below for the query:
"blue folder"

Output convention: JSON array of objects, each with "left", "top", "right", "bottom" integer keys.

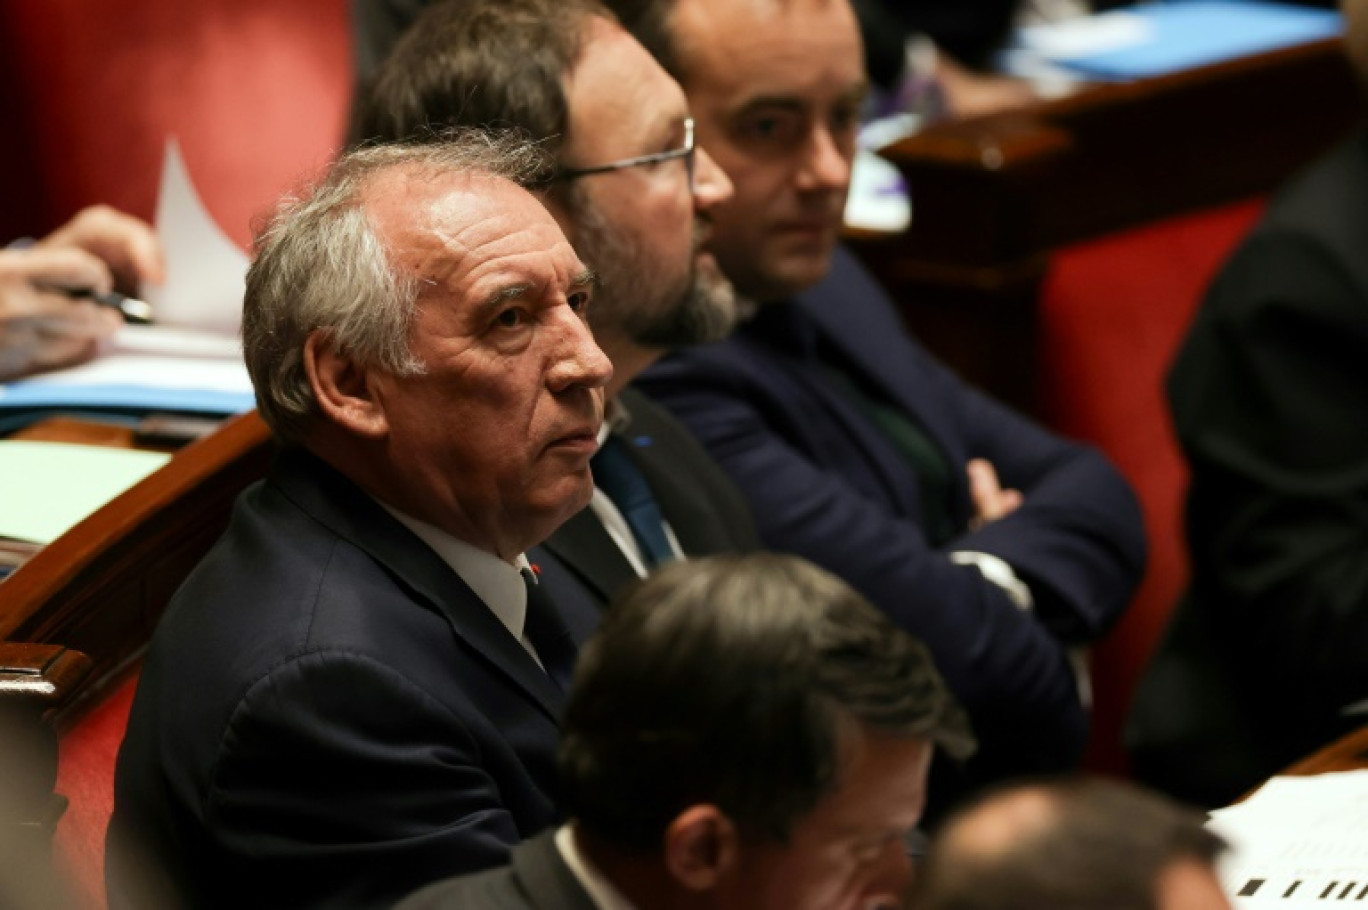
[{"left": 1030, "top": 0, "right": 1343, "bottom": 81}]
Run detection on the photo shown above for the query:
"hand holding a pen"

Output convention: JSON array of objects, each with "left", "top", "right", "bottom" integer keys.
[
  {"left": 1, "top": 205, "right": 163, "bottom": 379},
  {"left": 33, "top": 204, "right": 163, "bottom": 293}
]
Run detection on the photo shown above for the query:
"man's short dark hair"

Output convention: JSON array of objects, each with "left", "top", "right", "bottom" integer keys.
[
  {"left": 557, "top": 554, "right": 975, "bottom": 850},
  {"left": 351, "top": 0, "right": 610, "bottom": 157},
  {"left": 913, "top": 777, "right": 1229, "bottom": 910}
]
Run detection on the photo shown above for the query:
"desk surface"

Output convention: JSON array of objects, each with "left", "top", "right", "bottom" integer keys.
[
  {"left": 0, "top": 412, "right": 274, "bottom": 727},
  {"left": 850, "top": 36, "right": 1362, "bottom": 410},
  {"left": 1281, "top": 724, "right": 1368, "bottom": 778},
  {"left": 870, "top": 36, "right": 1361, "bottom": 276}
]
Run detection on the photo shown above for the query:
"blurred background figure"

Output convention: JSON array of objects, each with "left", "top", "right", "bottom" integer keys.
[
  {"left": 0, "top": 206, "right": 162, "bottom": 379},
  {"left": 1128, "top": 0, "right": 1368, "bottom": 807},
  {"left": 911, "top": 777, "right": 1232, "bottom": 910}
]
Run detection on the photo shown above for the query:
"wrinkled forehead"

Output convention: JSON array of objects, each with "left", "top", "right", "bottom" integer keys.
[
  {"left": 361, "top": 165, "right": 500, "bottom": 239},
  {"left": 362, "top": 168, "right": 575, "bottom": 287}
]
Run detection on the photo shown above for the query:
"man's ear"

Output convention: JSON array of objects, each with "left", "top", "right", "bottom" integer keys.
[
  {"left": 304, "top": 329, "right": 389, "bottom": 438},
  {"left": 663, "top": 805, "right": 739, "bottom": 892}
]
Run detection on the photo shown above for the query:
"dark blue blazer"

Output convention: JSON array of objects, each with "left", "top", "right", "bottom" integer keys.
[
  {"left": 639, "top": 247, "right": 1146, "bottom": 785},
  {"left": 108, "top": 448, "right": 600, "bottom": 910}
]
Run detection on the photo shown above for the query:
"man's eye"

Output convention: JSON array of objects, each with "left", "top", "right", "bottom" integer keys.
[
  {"left": 746, "top": 117, "right": 781, "bottom": 139},
  {"left": 495, "top": 308, "right": 526, "bottom": 328},
  {"left": 831, "top": 105, "right": 861, "bottom": 139},
  {"left": 739, "top": 113, "right": 799, "bottom": 146},
  {"left": 567, "top": 291, "right": 590, "bottom": 313}
]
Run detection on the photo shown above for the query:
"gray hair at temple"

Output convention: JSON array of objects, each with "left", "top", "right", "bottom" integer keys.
[
  {"left": 242, "top": 131, "right": 553, "bottom": 445},
  {"left": 558, "top": 553, "right": 976, "bottom": 849}
]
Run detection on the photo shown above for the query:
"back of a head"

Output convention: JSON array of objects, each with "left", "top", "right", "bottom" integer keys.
[
  {"left": 352, "top": 0, "right": 608, "bottom": 151},
  {"left": 911, "top": 778, "right": 1228, "bottom": 910},
  {"left": 557, "top": 553, "right": 974, "bottom": 851}
]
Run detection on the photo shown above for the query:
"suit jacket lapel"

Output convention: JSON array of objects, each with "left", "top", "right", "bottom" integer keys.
[
  {"left": 271, "top": 449, "right": 565, "bottom": 722},
  {"left": 539, "top": 507, "right": 638, "bottom": 605},
  {"left": 797, "top": 246, "right": 971, "bottom": 518}
]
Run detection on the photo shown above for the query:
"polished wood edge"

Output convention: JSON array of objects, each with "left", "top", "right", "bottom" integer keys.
[
  {"left": 50, "top": 650, "right": 143, "bottom": 735},
  {"left": 855, "top": 240, "right": 1051, "bottom": 293},
  {"left": 0, "top": 411, "right": 272, "bottom": 641},
  {"left": 0, "top": 644, "right": 92, "bottom": 707},
  {"left": 1279, "top": 724, "right": 1368, "bottom": 778},
  {"left": 885, "top": 37, "right": 1350, "bottom": 169}
]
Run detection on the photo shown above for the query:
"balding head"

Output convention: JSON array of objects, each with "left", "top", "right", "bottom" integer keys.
[{"left": 912, "top": 778, "right": 1232, "bottom": 910}]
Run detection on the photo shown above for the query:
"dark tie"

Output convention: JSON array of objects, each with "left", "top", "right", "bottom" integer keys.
[
  {"left": 521, "top": 570, "right": 577, "bottom": 692},
  {"left": 590, "top": 435, "right": 676, "bottom": 568}
]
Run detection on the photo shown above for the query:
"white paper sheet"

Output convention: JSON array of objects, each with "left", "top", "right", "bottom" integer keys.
[
  {"left": 1210, "top": 771, "right": 1368, "bottom": 908},
  {"left": 140, "top": 137, "right": 250, "bottom": 336}
]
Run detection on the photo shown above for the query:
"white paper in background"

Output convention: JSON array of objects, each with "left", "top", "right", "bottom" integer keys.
[
  {"left": 843, "top": 114, "right": 920, "bottom": 235},
  {"left": 140, "top": 137, "right": 250, "bottom": 337},
  {"left": 1207, "top": 772, "right": 1368, "bottom": 908},
  {"left": 20, "top": 353, "right": 252, "bottom": 395},
  {"left": 1018, "top": 11, "right": 1153, "bottom": 61}
]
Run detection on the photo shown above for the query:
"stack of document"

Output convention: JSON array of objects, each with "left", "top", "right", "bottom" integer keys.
[{"left": 1209, "top": 771, "right": 1368, "bottom": 907}]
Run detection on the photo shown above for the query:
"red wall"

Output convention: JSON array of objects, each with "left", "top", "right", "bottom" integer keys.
[{"left": 0, "top": 0, "right": 352, "bottom": 250}]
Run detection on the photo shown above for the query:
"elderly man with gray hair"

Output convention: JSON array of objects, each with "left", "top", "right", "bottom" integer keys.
[{"left": 107, "top": 132, "right": 613, "bottom": 910}]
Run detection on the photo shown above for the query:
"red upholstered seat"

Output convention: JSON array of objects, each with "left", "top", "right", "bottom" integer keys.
[
  {"left": 52, "top": 673, "right": 140, "bottom": 910},
  {"left": 1036, "top": 199, "right": 1266, "bottom": 774}
]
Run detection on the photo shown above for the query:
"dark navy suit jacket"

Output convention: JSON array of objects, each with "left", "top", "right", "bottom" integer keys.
[
  {"left": 639, "top": 247, "right": 1146, "bottom": 787},
  {"left": 107, "top": 449, "right": 601, "bottom": 910}
]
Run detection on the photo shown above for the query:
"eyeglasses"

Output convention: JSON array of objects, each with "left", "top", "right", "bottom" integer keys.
[{"left": 556, "top": 117, "right": 695, "bottom": 189}]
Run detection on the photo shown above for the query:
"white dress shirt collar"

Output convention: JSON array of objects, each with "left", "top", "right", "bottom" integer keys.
[
  {"left": 555, "top": 824, "right": 638, "bottom": 910},
  {"left": 378, "top": 502, "right": 532, "bottom": 644}
]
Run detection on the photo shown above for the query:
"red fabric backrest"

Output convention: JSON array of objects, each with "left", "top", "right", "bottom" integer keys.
[
  {"left": 1036, "top": 198, "right": 1266, "bottom": 774},
  {"left": 52, "top": 672, "right": 140, "bottom": 910},
  {"left": 0, "top": 0, "right": 351, "bottom": 249}
]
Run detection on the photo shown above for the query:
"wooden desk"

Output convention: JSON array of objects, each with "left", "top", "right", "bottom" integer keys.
[
  {"left": 0, "top": 412, "right": 273, "bottom": 863},
  {"left": 1280, "top": 724, "right": 1368, "bottom": 778},
  {"left": 0, "top": 412, "right": 274, "bottom": 727},
  {"left": 850, "top": 37, "right": 1362, "bottom": 408}
]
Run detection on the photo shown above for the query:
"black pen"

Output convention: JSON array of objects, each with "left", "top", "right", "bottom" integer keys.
[{"left": 45, "top": 285, "right": 155, "bottom": 325}]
